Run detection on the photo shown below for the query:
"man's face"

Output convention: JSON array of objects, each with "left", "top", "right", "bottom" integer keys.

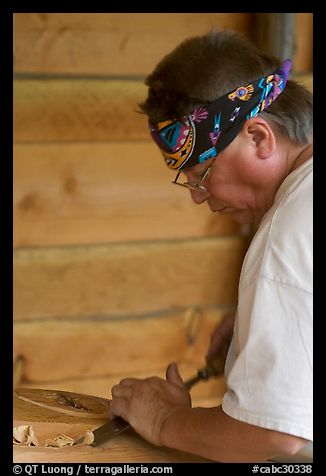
[{"left": 182, "top": 134, "right": 269, "bottom": 225}]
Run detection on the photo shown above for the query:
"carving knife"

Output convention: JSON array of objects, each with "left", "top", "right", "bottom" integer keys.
[{"left": 83, "top": 355, "right": 225, "bottom": 447}]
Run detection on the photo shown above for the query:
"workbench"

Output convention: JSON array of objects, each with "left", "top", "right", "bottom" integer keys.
[{"left": 13, "top": 427, "right": 213, "bottom": 463}]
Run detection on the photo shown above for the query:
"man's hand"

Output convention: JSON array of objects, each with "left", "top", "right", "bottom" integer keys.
[
  {"left": 206, "top": 313, "right": 235, "bottom": 362},
  {"left": 110, "top": 362, "right": 191, "bottom": 446}
]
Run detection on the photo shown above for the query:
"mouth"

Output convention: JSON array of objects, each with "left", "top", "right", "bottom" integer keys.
[
  {"left": 215, "top": 206, "right": 238, "bottom": 214},
  {"left": 208, "top": 201, "right": 236, "bottom": 214},
  {"left": 214, "top": 207, "right": 228, "bottom": 213}
]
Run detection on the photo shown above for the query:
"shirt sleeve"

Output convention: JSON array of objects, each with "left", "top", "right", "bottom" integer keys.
[{"left": 222, "top": 276, "right": 313, "bottom": 440}]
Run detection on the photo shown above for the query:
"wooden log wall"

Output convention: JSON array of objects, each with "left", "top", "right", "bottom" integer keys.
[{"left": 13, "top": 13, "right": 313, "bottom": 411}]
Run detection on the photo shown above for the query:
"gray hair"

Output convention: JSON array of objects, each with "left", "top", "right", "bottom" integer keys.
[{"left": 139, "top": 29, "right": 312, "bottom": 145}]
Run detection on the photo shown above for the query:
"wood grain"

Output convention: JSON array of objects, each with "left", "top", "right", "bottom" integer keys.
[
  {"left": 14, "top": 72, "right": 312, "bottom": 144},
  {"left": 14, "top": 13, "right": 253, "bottom": 75},
  {"left": 14, "top": 142, "right": 241, "bottom": 248}
]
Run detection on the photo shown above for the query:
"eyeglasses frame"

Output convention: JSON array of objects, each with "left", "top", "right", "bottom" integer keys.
[{"left": 172, "top": 165, "right": 212, "bottom": 193}]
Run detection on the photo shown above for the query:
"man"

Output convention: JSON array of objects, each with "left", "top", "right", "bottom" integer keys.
[{"left": 110, "top": 29, "right": 313, "bottom": 463}]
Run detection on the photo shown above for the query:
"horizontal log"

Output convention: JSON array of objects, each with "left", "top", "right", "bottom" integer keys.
[
  {"left": 13, "top": 307, "right": 227, "bottom": 381},
  {"left": 13, "top": 73, "right": 312, "bottom": 144},
  {"left": 14, "top": 79, "right": 148, "bottom": 142},
  {"left": 14, "top": 142, "right": 241, "bottom": 248},
  {"left": 14, "top": 13, "right": 253, "bottom": 75},
  {"left": 14, "top": 311, "right": 192, "bottom": 380},
  {"left": 14, "top": 238, "right": 244, "bottom": 320}
]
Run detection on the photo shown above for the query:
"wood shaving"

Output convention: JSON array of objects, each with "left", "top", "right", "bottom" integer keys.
[
  {"left": 13, "top": 425, "right": 95, "bottom": 447},
  {"left": 78, "top": 430, "right": 94, "bottom": 445},
  {"left": 13, "top": 425, "right": 39, "bottom": 446},
  {"left": 45, "top": 434, "right": 75, "bottom": 447}
]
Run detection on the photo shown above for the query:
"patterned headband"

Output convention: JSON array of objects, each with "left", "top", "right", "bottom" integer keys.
[{"left": 149, "top": 59, "right": 292, "bottom": 170}]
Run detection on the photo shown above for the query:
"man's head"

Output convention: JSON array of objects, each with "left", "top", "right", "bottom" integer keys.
[
  {"left": 148, "top": 59, "right": 292, "bottom": 171},
  {"left": 139, "top": 29, "right": 313, "bottom": 225}
]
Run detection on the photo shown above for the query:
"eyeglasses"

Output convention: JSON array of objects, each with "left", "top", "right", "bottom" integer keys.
[{"left": 172, "top": 165, "right": 212, "bottom": 193}]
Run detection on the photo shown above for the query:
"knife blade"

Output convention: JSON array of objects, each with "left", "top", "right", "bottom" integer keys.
[
  {"left": 86, "top": 355, "right": 225, "bottom": 447},
  {"left": 74, "top": 416, "right": 131, "bottom": 446}
]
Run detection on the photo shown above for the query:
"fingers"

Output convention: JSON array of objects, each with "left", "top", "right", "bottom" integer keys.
[
  {"left": 166, "top": 362, "right": 184, "bottom": 388},
  {"left": 111, "top": 378, "right": 135, "bottom": 397},
  {"left": 118, "top": 378, "right": 135, "bottom": 386},
  {"left": 110, "top": 379, "right": 136, "bottom": 420},
  {"left": 110, "top": 396, "right": 128, "bottom": 420},
  {"left": 207, "top": 313, "right": 235, "bottom": 358},
  {"left": 111, "top": 384, "right": 131, "bottom": 399},
  {"left": 220, "top": 313, "right": 236, "bottom": 337}
]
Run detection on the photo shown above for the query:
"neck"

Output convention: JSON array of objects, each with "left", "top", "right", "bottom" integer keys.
[
  {"left": 290, "top": 143, "right": 313, "bottom": 172},
  {"left": 254, "top": 141, "right": 313, "bottom": 227}
]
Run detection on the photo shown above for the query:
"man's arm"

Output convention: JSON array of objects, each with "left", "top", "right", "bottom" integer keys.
[
  {"left": 159, "top": 404, "right": 309, "bottom": 463},
  {"left": 110, "top": 363, "right": 309, "bottom": 463}
]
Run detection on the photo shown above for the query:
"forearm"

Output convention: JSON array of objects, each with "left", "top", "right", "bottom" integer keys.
[{"left": 159, "top": 405, "right": 308, "bottom": 463}]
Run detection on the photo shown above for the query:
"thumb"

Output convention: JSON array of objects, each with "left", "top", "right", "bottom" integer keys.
[{"left": 166, "top": 362, "right": 184, "bottom": 388}]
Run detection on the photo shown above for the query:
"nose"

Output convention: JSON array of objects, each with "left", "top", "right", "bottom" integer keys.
[{"left": 189, "top": 189, "right": 211, "bottom": 204}]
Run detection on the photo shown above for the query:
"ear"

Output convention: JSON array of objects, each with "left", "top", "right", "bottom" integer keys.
[{"left": 244, "top": 117, "right": 276, "bottom": 159}]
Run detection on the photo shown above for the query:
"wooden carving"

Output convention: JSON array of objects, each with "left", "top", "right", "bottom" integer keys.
[{"left": 13, "top": 387, "right": 109, "bottom": 447}]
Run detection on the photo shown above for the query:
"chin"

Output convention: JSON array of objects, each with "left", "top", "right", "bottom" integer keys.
[{"left": 229, "top": 211, "right": 254, "bottom": 225}]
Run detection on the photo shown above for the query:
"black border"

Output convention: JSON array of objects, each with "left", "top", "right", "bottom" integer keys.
[{"left": 4, "top": 4, "right": 320, "bottom": 473}]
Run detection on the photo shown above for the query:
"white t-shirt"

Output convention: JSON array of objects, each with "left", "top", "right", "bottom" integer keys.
[{"left": 222, "top": 158, "right": 313, "bottom": 444}]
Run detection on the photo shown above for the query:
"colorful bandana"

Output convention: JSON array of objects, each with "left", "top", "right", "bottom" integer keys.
[{"left": 149, "top": 59, "right": 292, "bottom": 170}]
